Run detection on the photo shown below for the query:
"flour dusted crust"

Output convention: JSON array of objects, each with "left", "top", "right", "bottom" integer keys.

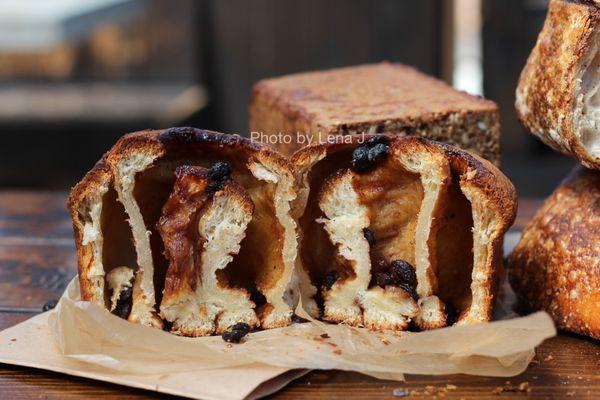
[
  {"left": 250, "top": 62, "right": 500, "bottom": 165},
  {"left": 68, "top": 128, "right": 299, "bottom": 334},
  {"left": 292, "top": 135, "right": 516, "bottom": 331},
  {"left": 509, "top": 167, "right": 600, "bottom": 339},
  {"left": 516, "top": 0, "right": 600, "bottom": 169}
]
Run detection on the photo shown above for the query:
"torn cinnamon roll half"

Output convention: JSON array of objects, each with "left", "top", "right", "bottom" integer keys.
[
  {"left": 292, "top": 135, "right": 516, "bottom": 331},
  {"left": 68, "top": 128, "right": 299, "bottom": 334},
  {"left": 158, "top": 164, "right": 259, "bottom": 335}
]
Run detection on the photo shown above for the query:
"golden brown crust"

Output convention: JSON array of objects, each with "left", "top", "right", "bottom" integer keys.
[
  {"left": 435, "top": 142, "right": 517, "bottom": 322},
  {"left": 516, "top": 0, "right": 600, "bottom": 169},
  {"left": 509, "top": 167, "right": 600, "bottom": 339},
  {"left": 434, "top": 142, "right": 518, "bottom": 231},
  {"left": 251, "top": 62, "right": 501, "bottom": 164},
  {"left": 67, "top": 160, "right": 112, "bottom": 305}
]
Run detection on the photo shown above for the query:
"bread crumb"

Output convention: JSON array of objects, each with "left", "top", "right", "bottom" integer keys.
[
  {"left": 544, "top": 354, "right": 554, "bottom": 362},
  {"left": 518, "top": 382, "right": 531, "bottom": 392},
  {"left": 392, "top": 388, "right": 409, "bottom": 397}
]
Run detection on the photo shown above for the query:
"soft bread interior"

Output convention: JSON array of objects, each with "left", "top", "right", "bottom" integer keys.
[
  {"left": 298, "top": 141, "right": 482, "bottom": 331},
  {"left": 76, "top": 180, "right": 137, "bottom": 310},
  {"left": 577, "top": 26, "right": 600, "bottom": 161},
  {"left": 130, "top": 146, "right": 297, "bottom": 332},
  {"left": 113, "top": 152, "right": 164, "bottom": 328},
  {"left": 159, "top": 169, "right": 258, "bottom": 336},
  {"left": 318, "top": 169, "right": 418, "bottom": 330}
]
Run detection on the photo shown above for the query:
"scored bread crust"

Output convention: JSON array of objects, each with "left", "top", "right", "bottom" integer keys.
[
  {"left": 516, "top": 0, "right": 600, "bottom": 169},
  {"left": 68, "top": 127, "right": 299, "bottom": 331},
  {"left": 291, "top": 135, "right": 516, "bottom": 330},
  {"left": 509, "top": 167, "right": 599, "bottom": 340}
]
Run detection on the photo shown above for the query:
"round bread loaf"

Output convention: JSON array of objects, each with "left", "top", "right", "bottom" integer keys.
[{"left": 509, "top": 167, "right": 600, "bottom": 339}]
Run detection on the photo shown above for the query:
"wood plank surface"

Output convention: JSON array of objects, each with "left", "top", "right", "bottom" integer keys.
[{"left": 0, "top": 191, "right": 598, "bottom": 399}]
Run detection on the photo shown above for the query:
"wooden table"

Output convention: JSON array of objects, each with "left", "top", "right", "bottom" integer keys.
[{"left": 0, "top": 192, "right": 598, "bottom": 399}]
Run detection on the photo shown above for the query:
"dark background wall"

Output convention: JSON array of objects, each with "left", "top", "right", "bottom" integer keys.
[{"left": 0, "top": 0, "right": 577, "bottom": 197}]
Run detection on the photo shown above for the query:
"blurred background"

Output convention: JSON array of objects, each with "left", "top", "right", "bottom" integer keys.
[{"left": 0, "top": 0, "right": 574, "bottom": 196}]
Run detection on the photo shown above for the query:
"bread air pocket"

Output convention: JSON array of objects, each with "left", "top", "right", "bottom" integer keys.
[
  {"left": 292, "top": 135, "right": 516, "bottom": 331},
  {"left": 69, "top": 128, "right": 299, "bottom": 335}
]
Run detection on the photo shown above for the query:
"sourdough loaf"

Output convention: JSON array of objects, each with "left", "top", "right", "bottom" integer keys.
[
  {"left": 516, "top": 0, "right": 600, "bottom": 169},
  {"left": 509, "top": 167, "right": 600, "bottom": 339}
]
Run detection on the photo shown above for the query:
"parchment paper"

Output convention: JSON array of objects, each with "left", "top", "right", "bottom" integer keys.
[
  {"left": 0, "top": 233, "right": 556, "bottom": 399},
  {"left": 0, "top": 311, "right": 306, "bottom": 400}
]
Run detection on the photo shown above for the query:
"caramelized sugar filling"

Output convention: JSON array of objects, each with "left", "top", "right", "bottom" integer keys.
[
  {"left": 132, "top": 150, "right": 285, "bottom": 312},
  {"left": 100, "top": 185, "right": 137, "bottom": 306},
  {"left": 352, "top": 160, "right": 423, "bottom": 270},
  {"left": 299, "top": 150, "right": 354, "bottom": 288},
  {"left": 434, "top": 176, "right": 474, "bottom": 314}
]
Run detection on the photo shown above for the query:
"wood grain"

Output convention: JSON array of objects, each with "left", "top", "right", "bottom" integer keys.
[{"left": 0, "top": 191, "right": 598, "bottom": 400}]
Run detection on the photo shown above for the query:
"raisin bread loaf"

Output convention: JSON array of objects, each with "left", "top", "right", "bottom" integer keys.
[
  {"left": 68, "top": 128, "right": 299, "bottom": 335},
  {"left": 292, "top": 135, "right": 516, "bottom": 331}
]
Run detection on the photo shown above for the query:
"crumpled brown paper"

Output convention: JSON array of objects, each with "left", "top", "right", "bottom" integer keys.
[
  {"left": 49, "top": 275, "right": 555, "bottom": 378},
  {"left": 0, "top": 310, "right": 307, "bottom": 400},
  {"left": 1, "top": 230, "right": 555, "bottom": 399},
  {"left": 0, "top": 276, "right": 556, "bottom": 399}
]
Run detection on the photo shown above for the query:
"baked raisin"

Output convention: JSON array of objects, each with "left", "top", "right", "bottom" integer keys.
[
  {"left": 112, "top": 286, "right": 133, "bottom": 319},
  {"left": 367, "top": 143, "right": 389, "bottom": 163},
  {"left": 351, "top": 146, "right": 370, "bottom": 172},
  {"left": 208, "top": 161, "right": 232, "bottom": 182},
  {"left": 366, "top": 135, "right": 389, "bottom": 146},
  {"left": 375, "top": 272, "right": 395, "bottom": 288},
  {"left": 445, "top": 305, "right": 458, "bottom": 326},
  {"left": 398, "top": 283, "right": 418, "bottom": 301},
  {"left": 206, "top": 180, "right": 224, "bottom": 193},
  {"left": 391, "top": 260, "right": 416, "bottom": 288},
  {"left": 222, "top": 322, "right": 251, "bottom": 343},
  {"left": 292, "top": 314, "right": 309, "bottom": 323},
  {"left": 362, "top": 228, "right": 376, "bottom": 247},
  {"left": 42, "top": 299, "right": 58, "bottom": 312},
  {"left": 322, "top": 270, "right": 340, "bottom": 290}
]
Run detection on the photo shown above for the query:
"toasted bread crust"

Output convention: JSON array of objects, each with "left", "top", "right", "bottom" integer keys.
[
  {"left": 292, "top": 135, "right": 516, "bottom": 329},
  {"left": 67, "top": 160, "right": 112, "bottom": 306},
  {"left": 251, "top": 62, "right": 500, "bottom": 165},
  {"left": 509, "top": 167, "right": 600, "bottom": 339},
  {"left": 516, "top": 0, "right": 600, "bottom": 169}
]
